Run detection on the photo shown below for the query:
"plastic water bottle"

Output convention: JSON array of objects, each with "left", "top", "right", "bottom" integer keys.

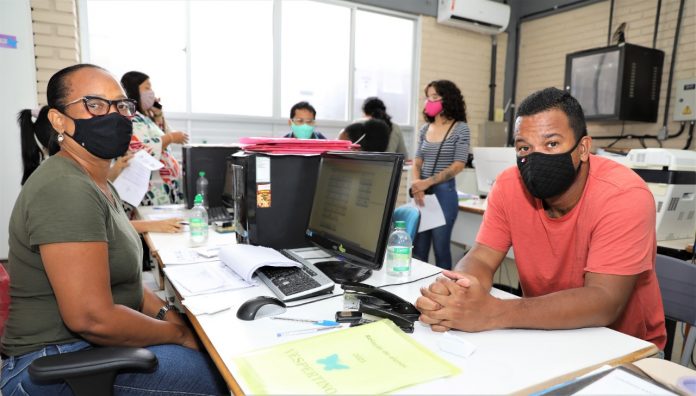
[
  {"left": 386, "top": 221, "right": 412, "bottom": 277},
  {"left": 196, "top": 171, "right": 209, "bottom": 209},
  {"left": 189, "top": 194, "right": 209, "bottom": 247}
]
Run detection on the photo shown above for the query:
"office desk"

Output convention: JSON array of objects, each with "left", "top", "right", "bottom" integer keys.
[{"left": 141, "top": 224, "right": 657, "bottom": 394}]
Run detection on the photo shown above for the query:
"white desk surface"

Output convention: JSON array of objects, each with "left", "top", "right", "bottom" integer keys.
[{"left": 141, "top": 208, "right": 656, "bottom": 395}]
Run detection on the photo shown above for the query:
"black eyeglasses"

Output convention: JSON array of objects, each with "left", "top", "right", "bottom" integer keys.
[{"left": 64, "top": 96, "right": 138, "bottom": 117}]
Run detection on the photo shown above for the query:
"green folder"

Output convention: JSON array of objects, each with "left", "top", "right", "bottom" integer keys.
[{"left": 233, "top": 320, "right": 461, "bottom": 395}]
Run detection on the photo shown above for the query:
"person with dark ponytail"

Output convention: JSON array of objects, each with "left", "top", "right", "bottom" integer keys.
[
  {"left": 17, "top": 106, "right": 59, "bottom": 184},
  {"left": 15, "top": 106, "right": 183, "bottom": 234},
  {"left": 2, "top": 64, "right": 227, "bottom": 395},
  {"left": 362, "top": 96, "right": 408, "bottom": 156},
  {"left": 121, "top": 71, "right": 188, "bottom": 207}
]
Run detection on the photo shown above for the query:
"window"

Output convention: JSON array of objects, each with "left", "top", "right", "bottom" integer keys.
[
  {"left": 354, "top": 10, "right": 414, "bottom": 125},
  {"left": 82, "top": 0, "right": 416, "bottom": 125},
  {"left": 85, "top": 1, "right": 187, "bottom": 112},
  {"left": 191, "top": 1, "right": 273, "bottom": 116},
  {"left": 280, "top": 1, "right": 350, "bottom": 120}
]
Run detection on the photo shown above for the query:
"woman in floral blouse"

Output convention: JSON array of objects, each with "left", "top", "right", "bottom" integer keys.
[{"left": 121, "top": 71, "right": 189, "bottom": 206}]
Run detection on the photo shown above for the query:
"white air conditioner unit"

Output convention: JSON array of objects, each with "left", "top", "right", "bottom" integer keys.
[{"left": 437, "top": 0, "right": 510, "bottom": 35}]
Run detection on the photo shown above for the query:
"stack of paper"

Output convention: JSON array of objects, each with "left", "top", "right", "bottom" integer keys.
[
  {"left": 218, "top": 244, "right": 299, "bottom": 282},
  {"left": 232, "top": 320, "right": 460, "bottom": 395},
  {"left": 163, "top": 261, "right": 255, "bottom": 297},
  {"left": 112, "top": 150, "right": 164, "bottom": 207},
  {"left": 157, "top": 248, "right": 220, "bottom": 265},
  {"left": 238, "top": 137, "right": 358, "bottom": 154}
]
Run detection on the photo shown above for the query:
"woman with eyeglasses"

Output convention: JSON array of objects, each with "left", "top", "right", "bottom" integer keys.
[
  {"left": 2, "top": 64, "right": 227, "bottom": 395},
  {"left": 411, "top": 80, "right": 470, "bottom": 270},
  {"left": 120, "top": 71, "right": 188, "bottom": 207},
  {"left": 16, "top": 106, "right": 184, "bottom": 234}
]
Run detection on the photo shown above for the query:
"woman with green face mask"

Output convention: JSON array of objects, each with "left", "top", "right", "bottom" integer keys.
[{"left": 284, "top": 101, "right": 327, "bottom": 139}]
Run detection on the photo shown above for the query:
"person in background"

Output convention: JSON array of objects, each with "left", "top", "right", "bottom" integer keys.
[
  {"left": 416, "top": 87, "right": 666, "bottom": 350},
  {"left": 338, "top": 119, "right": 390, "bottom": 152},
  {"left": 411, "top": 80, "right": 470, "bottom": 270},
  {"left": 3, "top": 64, "right": 227, "bottom": 395},
  {"left": 121, "top": 71, "right": 188, "bottom": 206},
  {"left": 17, "top": 106, "right": 183, "bottom": 234},
  {"left": 284, "top": 101, "right": 326, "bottom": 139},
  {"left": 362, "top": 97, "right": 408, "bottom": 156}
]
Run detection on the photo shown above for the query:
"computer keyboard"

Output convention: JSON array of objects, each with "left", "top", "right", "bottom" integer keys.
[
  {"left": 256, "top": 254, "right": 335, "bottom": 302},
  {"left": 208, "top": 206, "right": 233, "bottom": 223}
]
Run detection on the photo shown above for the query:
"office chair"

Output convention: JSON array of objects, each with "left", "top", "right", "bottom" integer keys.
[
  {"left": 654, "top": 254, "right": 696, "bottom": 366},
  {"left": 393, "top": 205, "right": 420, "bottom": 242},
  {"left": 0, "top": 264, "right": 157, "bottom": 396}
]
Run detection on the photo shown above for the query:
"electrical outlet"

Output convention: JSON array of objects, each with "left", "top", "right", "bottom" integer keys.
[{"left": 673, "top": 78, "right": 696, "bottom": 121}]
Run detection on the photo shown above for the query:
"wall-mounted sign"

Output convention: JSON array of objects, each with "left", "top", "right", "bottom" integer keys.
[{"left": 0, "top": 34, "right": 18, "bottom": 49}]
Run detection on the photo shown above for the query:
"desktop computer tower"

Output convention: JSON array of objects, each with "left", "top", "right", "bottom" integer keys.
[
  {"left": 182, "top": 145, "right": 242, "bottom": 209},
  {"left": 228, "top": 153, "right": 321, "bottom": 249}
]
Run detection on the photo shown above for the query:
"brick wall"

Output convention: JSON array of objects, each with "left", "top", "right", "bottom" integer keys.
[
  {"left": 419, "top": 16, "right": 508, "bottom": 146},
  {"left": 517, "top": 0, "right": 696, "bottom": 150},
  {"left": 30, "top": 0, "right": 80, "bottom": 106}
]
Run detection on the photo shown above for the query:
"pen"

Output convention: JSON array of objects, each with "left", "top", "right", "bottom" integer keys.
[
  {"left": 276, "top": 325, "right": 341, "bottom": 337},
  {"left": 271, "top": 317, "right": 339, "bottom": 326}
]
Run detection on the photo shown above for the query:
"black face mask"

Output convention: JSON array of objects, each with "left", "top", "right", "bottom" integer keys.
[
  {"left": 517, "top": 137, "right": 583, "bottom": 199},
  {"left": 64, "top": 112, "right": 133, "bottom": 159}
]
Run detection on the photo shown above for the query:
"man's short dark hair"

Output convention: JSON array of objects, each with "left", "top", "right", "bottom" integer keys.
[
  {"left": 516, "top": 87, "right": 587, "bottom": 141},
  {"left": 289, "top": 101, "right": 316, "bottom": 119},
  {"left": 344, "top": 119, "right": 390, "bottom": 152}
]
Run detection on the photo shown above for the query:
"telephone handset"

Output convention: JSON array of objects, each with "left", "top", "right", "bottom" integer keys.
[{"left": 341, "top": 282, "right": 420, "bottom": 332}]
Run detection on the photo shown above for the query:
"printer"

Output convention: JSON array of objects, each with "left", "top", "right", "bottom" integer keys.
[{"left": 627, "top": 148, "right": 696, "bottom": 241}]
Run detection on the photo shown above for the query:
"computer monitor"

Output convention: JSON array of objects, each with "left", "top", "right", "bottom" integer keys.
[
  {"left": 472, "top": 147, "right": 517, "bottom": 196},
  {"left": 305, "top": 151, "right": 404, "bottom": 283}
]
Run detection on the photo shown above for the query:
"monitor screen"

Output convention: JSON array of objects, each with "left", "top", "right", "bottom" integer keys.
[
  {"left": 567, "top": 48, "right": 620, "bottom": 118},
  {"left": 305, "top": 152, "right": 403, "bottom": 271},
  {"left": 473, "top": 147, "right": 517, "bottom": 195}
]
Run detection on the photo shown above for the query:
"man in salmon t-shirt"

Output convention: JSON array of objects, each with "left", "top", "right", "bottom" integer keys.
[{"left": 416, "top": 87, "right": 666, "bottom": 350}]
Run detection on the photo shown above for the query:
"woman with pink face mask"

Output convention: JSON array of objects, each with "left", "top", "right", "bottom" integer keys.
[
  {"left": 411, "top": 80, "right": 470, "bottom": 270},
  {"left": 120, "top": 71, "right": 188, "bottom": 207}
]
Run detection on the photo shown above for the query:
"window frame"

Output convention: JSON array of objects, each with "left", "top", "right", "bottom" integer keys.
[{"left": 78, "top": 0, "right": 420, "bottom": 134}]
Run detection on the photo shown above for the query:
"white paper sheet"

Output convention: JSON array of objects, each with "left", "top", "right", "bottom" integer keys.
[
  {"left": 576, "top": 368, "right": 676, "bottom": 395},
  {"left": 157, "top": 248, "right": 220, "bottom": 265},
  {"left": 218, "top": 244, "right": 300, "bottom": 283},
  {"left": 112, "top": 150, "right": 164, "bottom": 207},
  {"left": 416, "top": 195, "right": 446, "bottom": 232},
  {"left": 163, "top": 261, "right": 256, "bottom": 297}
]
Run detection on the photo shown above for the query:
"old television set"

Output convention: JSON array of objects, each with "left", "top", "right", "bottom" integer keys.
[
  {"left": 564, "top": 43, "right": 664, "bottom": 122},
  {"left": 303, "top": 151, "right": 404, "bottom": 283}
]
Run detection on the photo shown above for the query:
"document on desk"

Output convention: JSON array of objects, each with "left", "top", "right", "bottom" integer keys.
[
  {"left": 112, "top": 150, "right": 163, "bottom": 207},
  {"left": 157, "top": 248, "right": 220, "bottom": 265},
  {"left": 218, "top": 244, "right": 299, "bottom": 283},
  {"left": 232, "top": 320, "right": 460, "bottom": 395},
  {"left": 163, "top": 261, "right": 255, "bottom": 297},
  {"left": 415, "top": 195, "right": 446, "bottom": 232}
]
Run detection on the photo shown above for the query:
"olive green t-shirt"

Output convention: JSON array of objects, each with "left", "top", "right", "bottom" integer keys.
[{"left": 2, "top": 155, "right": 143, "bottom": 356}]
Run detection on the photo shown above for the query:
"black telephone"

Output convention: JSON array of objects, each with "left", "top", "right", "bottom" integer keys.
[{"left": 341, "top": 282, "right": 420, "bottom": 333}]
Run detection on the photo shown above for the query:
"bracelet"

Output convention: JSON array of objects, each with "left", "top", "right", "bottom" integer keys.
[{"left": 155, "top": 304, "right": 172, "bottom": 320}]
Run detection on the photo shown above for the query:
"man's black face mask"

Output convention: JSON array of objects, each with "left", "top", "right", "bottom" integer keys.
[{"left": 516, "top": 137, "right": 583, "bottom": 199}]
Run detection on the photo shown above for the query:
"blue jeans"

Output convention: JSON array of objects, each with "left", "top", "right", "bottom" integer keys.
[
  {"left": 1, "top": 341, "right": 228, "bottom": 395},
  {"left": 413, "top": 179, "right": 459, "bottom": 270}
]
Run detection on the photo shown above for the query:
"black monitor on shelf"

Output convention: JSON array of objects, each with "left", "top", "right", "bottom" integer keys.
[
  {"left": 304, "top": 151, "right": 404, "bottom": 283},
  {"left": 564, "top": 43, "right": 664, "bottom": 123}
]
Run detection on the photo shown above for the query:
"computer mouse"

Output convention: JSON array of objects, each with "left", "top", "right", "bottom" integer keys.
[{"left": 236, "top": 296, "right": 287, "bottom": 321}]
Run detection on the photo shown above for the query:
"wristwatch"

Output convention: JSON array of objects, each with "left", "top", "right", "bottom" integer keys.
[{"left": 155, "top": 304, "right": 172, "bottom": 320}]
